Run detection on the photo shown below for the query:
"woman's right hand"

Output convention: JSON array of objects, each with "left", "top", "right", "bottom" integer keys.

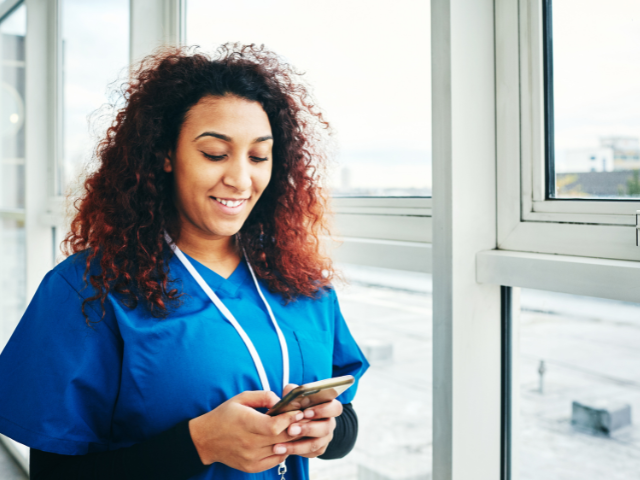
[{"left": 188, "top": 391, "right": 304, "bottom": 473}]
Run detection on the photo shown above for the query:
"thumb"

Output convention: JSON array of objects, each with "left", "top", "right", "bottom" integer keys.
[
  {"left": 282, "top": 383, "right": 299, "bottom": 398},
  {"left": 235, "top": 390, "right": 281, "bottom": 409}
]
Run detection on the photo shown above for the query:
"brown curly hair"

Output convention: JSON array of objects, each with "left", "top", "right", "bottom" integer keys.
[{"left": 63, "top": 43, "right": 336, "bottom": 325}]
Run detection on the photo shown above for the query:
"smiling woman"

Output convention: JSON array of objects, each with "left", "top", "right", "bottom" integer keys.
[
  {"left": 65, "top": 44, "right": 337, "bottom": 316},
  {"left": 164, "top": 95, "right": 274, "bottom": 278},
  {"left": 0, "top": 43, "right": 369, "bottom": 480}
]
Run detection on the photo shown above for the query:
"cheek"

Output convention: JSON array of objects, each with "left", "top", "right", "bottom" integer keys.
[
  {"left": 174, "top": 165, "right": 215, "bottom": 207},
  {"left": 177, "top": 160, "right": 220, "bottom": 190},
  {"left": 254, "top": 165, "right": 272, "bottom": 192}
]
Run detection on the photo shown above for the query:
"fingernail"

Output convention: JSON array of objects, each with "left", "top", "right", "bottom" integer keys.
[
  {"left": 295, "top": 412, "right": 303, "bottom": 421},
  {"left": 274, "top": 446, "right": 287, "bottom": 454},
  {"left": 290, "top": 425, "right": 301, "bottom": 435},
  {"left": 304, "top": 409, "right": 315, "bottom": 418}
]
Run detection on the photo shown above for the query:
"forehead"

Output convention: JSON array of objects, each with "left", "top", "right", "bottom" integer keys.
[{"left": 181, "top": 94, "right": 271, "bottom": 137}]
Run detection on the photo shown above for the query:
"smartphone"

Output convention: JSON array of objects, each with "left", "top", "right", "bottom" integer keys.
[{"left": 266, "top": 375, "right": 355, "bottom": 416}]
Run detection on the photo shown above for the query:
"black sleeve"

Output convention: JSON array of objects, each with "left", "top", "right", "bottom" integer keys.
[
  {"left": 29, "top": 419, "right": 208, "bottom": 480},
  {"left": 318, "top": 402, "right": 358, "bottom": 460},
  {"left": 29, "top": 404, "right": 359, "bottom": 478}
]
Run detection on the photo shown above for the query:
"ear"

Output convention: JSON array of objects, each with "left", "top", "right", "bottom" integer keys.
[{"left": 163, "top": 153, "right": 173, "bottom": 173}]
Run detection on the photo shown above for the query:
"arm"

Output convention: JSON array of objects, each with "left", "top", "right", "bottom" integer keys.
[
  {"left": 318, "top": 403, "right": 358, "bottom": 460},
  {"left": 29, "top": 403, "right": 359, "bottom": 479},
  {"left": 29, "top": 419, "right": 207, "bottom": 480}
]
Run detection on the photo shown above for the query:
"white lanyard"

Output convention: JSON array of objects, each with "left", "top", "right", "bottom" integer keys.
[{"left": 164, "top": 232, "right": 290, "bottom": 393}]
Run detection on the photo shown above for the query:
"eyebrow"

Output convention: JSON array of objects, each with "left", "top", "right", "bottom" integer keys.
[{"left": 193, "top": 131, "right": 273, "bottom": 143}]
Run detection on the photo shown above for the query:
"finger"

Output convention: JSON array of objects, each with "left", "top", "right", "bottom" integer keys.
[
  {"left": 235, "top": 390, "right": 281, "bottom": 410},
  {"left": 284, "top": 418, "right": 313, "bottom": 437},
  {"left": 256, "top": 422, "right": 310, "bottom": 447},
  {"left": 282, "top": 383, "right": 298, "bottom": 397},
  {"left": 288, "top": 418, "right": 333, "bottom": 438},
  {"left": 251, "top": 409, "right": 304, "bottom": 436},
  {"left": 304, "top": 399, "right": 343, "bottom": 419},
  {"left": 273, "top": 435, "right": 330, "bottom": 456},
  {"left": 252, "top": 454, "right": 289, "bottom": 473}
]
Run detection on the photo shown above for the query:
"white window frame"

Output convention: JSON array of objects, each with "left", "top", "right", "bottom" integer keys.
[
  {"left": 496, "top": 0, "right": 640, "bottom": 264},
  {"left": 331, "top": 196, "right": 432, "bottom": 273}
]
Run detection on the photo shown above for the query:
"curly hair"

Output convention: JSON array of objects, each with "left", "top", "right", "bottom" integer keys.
[{"left": 63, "top": 43, "right": 336, "bottom": 325}]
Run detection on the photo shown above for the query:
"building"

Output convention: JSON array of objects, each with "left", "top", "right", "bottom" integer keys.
[
  {"left": 600, "top": 136, "right": 640, "bottom": 170},
  {"left": 559, "top": 147, "right": 614, "bottom": 172}
]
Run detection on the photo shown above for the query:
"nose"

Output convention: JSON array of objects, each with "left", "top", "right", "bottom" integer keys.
[{"left": 222, "top": 155, "right": 252, "bottom": 193}]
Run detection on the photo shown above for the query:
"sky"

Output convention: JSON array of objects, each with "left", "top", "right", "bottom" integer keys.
[{"left": 553, "top": 0, "right": 640, "bottom": 152}]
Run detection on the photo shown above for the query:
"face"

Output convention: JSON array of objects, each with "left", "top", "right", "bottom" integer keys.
[{"left": 164, "top": 95, "right": 273, "bottom": 240}]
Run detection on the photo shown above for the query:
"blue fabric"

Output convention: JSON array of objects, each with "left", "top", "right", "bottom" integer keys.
[{"left": 0, "top": 250, "right": 369, "bottom": 479}]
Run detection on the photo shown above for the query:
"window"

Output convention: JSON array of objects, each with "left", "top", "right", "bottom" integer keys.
[
  {"left": 546, "top": 0, "right": 640, "bottom": 200},
  {"left": 185, "top": 0, "right": 431, "bottom": 198},
  {"left": 0, "top": 2, "right": 25, "bottom": 350},
  {"left": 495, "top": 0, "right": 640, "bottom": 263},
  {"left": 58, "top": 0, "right": 129, "bottom": 197},
  {"left": 489, "top": 2, "right": 640, "bottom": 477},
  {"left": 518, "top": 288, "right": 640, "bottom": 479},
  {"left": 316, "top": 266, "right": 431, "bottom": 479}
]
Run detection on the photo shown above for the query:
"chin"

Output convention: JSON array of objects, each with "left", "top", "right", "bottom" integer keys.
[{"left": 204, "top": 223, "right": 243, "bottom": 238}]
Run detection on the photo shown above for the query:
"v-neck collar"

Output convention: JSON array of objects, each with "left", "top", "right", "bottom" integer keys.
[{"left": 179, "top": 251, "right": 252, "bottom": 298}]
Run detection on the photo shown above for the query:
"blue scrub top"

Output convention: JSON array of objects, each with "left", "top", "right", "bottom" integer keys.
[{"left": 0, "top": 250, "right": 369, "bottom": 479}]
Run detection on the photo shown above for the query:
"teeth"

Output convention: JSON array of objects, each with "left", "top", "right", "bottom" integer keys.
[{"left": 215, "top": 198, "right": 244, "bottom": 207}]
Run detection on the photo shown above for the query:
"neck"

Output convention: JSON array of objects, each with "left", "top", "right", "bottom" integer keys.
[{"left": 174, "top": 223, "right": 241, "bottom": 279}]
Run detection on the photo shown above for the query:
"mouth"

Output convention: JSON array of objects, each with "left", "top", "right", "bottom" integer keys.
[{"left": 210, "top": 197, "right": 248, "bottom": 208}]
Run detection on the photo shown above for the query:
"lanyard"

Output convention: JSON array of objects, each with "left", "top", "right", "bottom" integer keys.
[{"left": 164, "top": 232, "right": 290, "bottom": 393}]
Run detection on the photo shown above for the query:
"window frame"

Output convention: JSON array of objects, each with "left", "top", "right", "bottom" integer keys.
[
  {"left": 331, "top": 196, "right": 432, "bottom": 273},
  {"left": 0, "top": 0, "right": 26, "bottom": 227},
  {"left": 496, "top": 0, "right": 640, "bottom": 263}
]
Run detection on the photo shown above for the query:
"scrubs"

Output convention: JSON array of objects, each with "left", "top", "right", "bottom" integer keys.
[{"left": 0, "top": 249, "right": 369, "bottom": 480}]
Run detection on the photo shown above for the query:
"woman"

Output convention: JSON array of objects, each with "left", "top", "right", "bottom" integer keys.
[{"left": 0, "top": 44, "right": 369, "bottom": 479}]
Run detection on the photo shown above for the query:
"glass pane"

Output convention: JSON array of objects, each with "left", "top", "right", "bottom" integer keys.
[
  {"left": 315, "top": 266, "right": 431, "bottom": 479},
  {"left": 550, "top": 0, "right": 640, "bottom": 199},
  {"left": 0, "top": 3, "right": 26, "bottom": 210},
  {"left": 518, "top": 288, "right": 640, "bottom": 479},
  {"left": 0, "top": 3, "right": 26, "bottom": 351},
  {"left": 186, "top": 0, "right": 431, "bottom": 197},
  {"left": 0, "top": 218, "right": 26, "bottom": 351},
  {"left": 59, "top": 0, "right": 129, "bottom": 195}
]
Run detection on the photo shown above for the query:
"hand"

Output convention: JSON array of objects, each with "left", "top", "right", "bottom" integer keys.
[
  {"left": 272, "top": 384, "right": 343, "bottom": 458},
  {"left": 188, "top": 390, "right": 303, "bottom": 473}
]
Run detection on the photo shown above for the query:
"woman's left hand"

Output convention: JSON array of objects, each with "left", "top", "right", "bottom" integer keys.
[{"left": 272, "top": 384, "right": 343, "bottom": 458}]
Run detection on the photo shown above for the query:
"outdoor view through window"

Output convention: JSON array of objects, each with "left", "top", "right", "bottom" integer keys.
[
  {"left": 186, "top": 0, "right": 431, "bottom": 197},
  {"left": 59, "top": 0, "right": 129, "bottom": 197},
  {"left": 518, "top": 289, "right": 640, "bottom": 479},
  {"left": 550, "top": 0, "right": 640, "bottom": 199}
]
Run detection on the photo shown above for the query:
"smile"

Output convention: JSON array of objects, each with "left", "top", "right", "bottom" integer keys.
[{"left": 211, "top": 197, "right": 247, "bottom": 208}]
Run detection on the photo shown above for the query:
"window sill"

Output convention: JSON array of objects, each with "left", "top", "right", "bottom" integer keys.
[{"left": 477, "top": 249, "right": 640, "bottom": 303}]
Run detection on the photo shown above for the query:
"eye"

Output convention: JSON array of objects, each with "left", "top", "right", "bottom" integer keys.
[
  {"left": 202, "top": 152, "right": 226, "bottom": 161},
  {"left": 251, "top": 156, "right": 269, "bottom": 162}
]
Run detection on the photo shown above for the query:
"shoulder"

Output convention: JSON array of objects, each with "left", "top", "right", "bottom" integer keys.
[
  {"left": 50, "top": 250, "right": 101, "bottom": 299},
  {"left": 285, "top": 282, "right": 337, "bottom": 306}
]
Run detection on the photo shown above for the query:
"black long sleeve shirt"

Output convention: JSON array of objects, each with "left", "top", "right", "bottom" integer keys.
[{"left": 29, "top": 403, "right": 358, "bottom": 480}]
